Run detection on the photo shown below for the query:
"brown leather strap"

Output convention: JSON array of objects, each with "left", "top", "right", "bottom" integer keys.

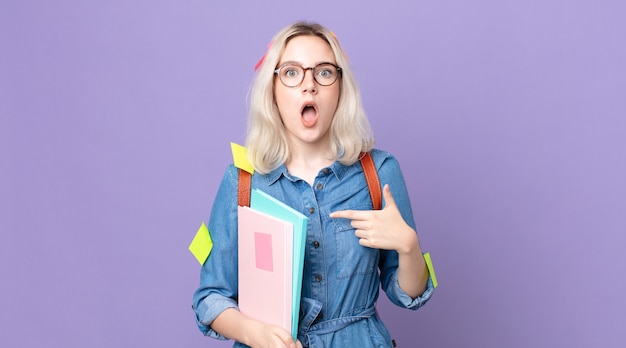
[
  {"left": 238, "top": 169, "right": 252, "bottom": 207},
  {"left": 360, "top": 152, "right": 382, "bottom": 210},
  {"left": 237, "top": 152, "right": 381, "bottom": 209}
]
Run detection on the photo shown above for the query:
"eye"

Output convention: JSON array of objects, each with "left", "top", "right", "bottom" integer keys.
[
  {"left": 282, "top": 66, "right": 301, "bottom": 78},
  {"left": 316, "top": 65, "right": 335, "bottom": 79}
]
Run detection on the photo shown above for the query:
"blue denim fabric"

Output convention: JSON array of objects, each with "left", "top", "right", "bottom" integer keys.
[{"left": 192, "top": 149, "right": 434, "bottom": 347}]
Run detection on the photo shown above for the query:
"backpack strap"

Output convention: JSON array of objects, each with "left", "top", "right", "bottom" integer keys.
[
  {"left": 237, "top": 151, "right": 382, "bottom": 209},
  {"left": 359, "top": 152, "right": 382, "bottom": 210},
  {"left": 238, "top": 169, "right": 252, "bottom": 207}
]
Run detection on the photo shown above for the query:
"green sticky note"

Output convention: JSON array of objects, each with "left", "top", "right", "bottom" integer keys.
[
  {"left": 231, "top": 142, "right": 254, "bottom": 174},
  {"left": 189, "top": 222, "right": 213, "bottom": 265},
  {"left": 424, "top": 252, "right": 438, "bottom": 288}
]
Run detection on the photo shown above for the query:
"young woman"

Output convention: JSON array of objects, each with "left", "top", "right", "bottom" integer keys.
[{"left": 193, "top": 21, "right": 434, "bottom": 348}]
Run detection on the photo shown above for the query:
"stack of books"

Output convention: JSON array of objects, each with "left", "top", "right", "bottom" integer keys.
[{"left": 238, "top": 189, "right": 307, "bottom": 340}]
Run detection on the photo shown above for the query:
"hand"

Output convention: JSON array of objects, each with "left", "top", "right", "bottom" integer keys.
[
  {"left": 329, "top": 184, "right": 418, "bottom": 254},
  {"left": 249, "top": 322, "right": 302, "bottom": 348},
  {"left": 210, "top": 308, "right": 303, "bottom": 348}
]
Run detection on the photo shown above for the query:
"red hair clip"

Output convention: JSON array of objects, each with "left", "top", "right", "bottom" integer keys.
[{"left": 254, "top": 41, "right": 274, "bottom": 72}]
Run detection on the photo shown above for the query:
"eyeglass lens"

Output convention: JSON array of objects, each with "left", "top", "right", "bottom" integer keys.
[{"left": 276, "top": 64, "right": 340, "bottom": 87}]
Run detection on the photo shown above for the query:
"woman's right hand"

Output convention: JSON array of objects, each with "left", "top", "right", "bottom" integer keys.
[
  {"left": 248, "top": 322, "right": 302, "bottom": 348},
  {"left": 209, "top": 308, "right": 302, "bottom": 348}
]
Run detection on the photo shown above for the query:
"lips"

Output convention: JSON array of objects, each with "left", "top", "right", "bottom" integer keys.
[{"left": 300, "top": 102, "right": 319, "bottom": 128}]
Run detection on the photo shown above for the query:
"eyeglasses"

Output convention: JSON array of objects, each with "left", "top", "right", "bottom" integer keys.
[{"left": 274, "top": 62, "right": 342, "bottom": 88}]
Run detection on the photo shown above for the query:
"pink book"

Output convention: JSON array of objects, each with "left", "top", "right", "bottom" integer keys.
[{"left": 237, "top": 206, "right": 293, "bottom": 333}]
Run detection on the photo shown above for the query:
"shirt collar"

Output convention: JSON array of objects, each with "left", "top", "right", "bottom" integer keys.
[
  {"left": 265, "top": 164, "right": 289, "bottom": 185},
  {"left": 264, "top": 160, "right": 350, "bottom": 185}
]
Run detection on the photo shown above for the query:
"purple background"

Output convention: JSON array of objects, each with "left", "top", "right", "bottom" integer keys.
[{"left": 2, "top": 1, "right": 625, "bottom": 347}]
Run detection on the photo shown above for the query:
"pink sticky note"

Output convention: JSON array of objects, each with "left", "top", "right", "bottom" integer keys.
[{"left": 254, "top": 232, "right": 274, "bottom": 272}]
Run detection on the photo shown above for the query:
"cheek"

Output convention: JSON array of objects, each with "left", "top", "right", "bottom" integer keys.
[
  {"left": 273, "top": 87, "right": 288, "bottom": 111},
  {"left": 274, "top": 91, "right": 298, "bottom": 121},
  {"left": 325, "top": 88, "right": 341, "bottom": 114},
  {"left": 329, "top": 83, "right": 340, "bottom": 102}
]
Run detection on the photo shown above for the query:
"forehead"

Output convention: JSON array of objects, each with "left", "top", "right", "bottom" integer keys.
[{"left": 279, "top": 35, "right": 336, "bottom": 65}]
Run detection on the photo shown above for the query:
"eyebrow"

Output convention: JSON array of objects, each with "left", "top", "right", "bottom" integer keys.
[{"left": 276, "top": 60, "right": 337, "bottom": 68}]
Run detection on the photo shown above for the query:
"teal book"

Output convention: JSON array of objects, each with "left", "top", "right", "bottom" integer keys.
[{"left": 250, "top": 189, "right": 307, "bottom": 340}]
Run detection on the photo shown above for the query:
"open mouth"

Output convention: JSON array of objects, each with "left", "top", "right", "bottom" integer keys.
[{"left": 301, "top": 104, "right": 318, "bottom": 128}]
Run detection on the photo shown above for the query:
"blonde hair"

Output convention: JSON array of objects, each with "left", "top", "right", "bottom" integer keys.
[{"left": 246, "top": 21, "right": 374, "bottom": 174}]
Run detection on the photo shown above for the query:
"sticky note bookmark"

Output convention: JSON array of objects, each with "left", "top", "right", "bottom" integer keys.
[
  {"left": 423, "top": 252, "right": 438, "bottom": 288},
  {"left": 231, "top": 142, "right": 254, "bottom": 174},
  {"left": 189, "top": 222, "right": 213, "bottom": 265},
  {"left": 254, "top": 232, "right": 274, "bottom": 272}
]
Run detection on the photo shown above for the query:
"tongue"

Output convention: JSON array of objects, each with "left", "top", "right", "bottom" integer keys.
[{"left": 301, "top": 107, "right": 318, "bottom": 127}]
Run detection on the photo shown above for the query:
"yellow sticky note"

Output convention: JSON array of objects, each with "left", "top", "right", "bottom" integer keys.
[
  {"left": 424, "top": 252, "right": 438, "bottom": 288},
  {"left": 189, "top": 222, "right": 213, "bottom": 265},
  {"left": 231, "top": 142, "right": 254, "bottom": 174}
]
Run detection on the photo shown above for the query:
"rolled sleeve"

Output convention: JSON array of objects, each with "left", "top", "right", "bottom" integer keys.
[
  {"left": 387, "top": 272, "right": 435, "bottom": 310},
  {"left": 195, "top": 293, "right": 239, "bottom": 339}
]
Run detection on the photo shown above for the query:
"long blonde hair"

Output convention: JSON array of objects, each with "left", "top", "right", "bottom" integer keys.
[{"left": 246, "top": 21, "right": 374, "bottom": 174}]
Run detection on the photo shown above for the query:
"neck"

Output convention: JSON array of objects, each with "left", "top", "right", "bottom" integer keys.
[
  {"left": 286, "top": 143, "right": 335, "bottom": 185},
  {"left": 287, "top": 134, "right": 334, "bottom": 164}
]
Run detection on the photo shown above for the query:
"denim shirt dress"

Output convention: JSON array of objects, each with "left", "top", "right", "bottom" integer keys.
[{"left": 193, "top": 149, "right": 434, "bottom": 347}]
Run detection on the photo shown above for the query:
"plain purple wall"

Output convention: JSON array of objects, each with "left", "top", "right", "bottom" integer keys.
[{"left": 1, "top": 1, "right": 624, "bottom": 347}]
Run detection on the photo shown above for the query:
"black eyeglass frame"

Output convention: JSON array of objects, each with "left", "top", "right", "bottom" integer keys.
[{"left": 274, "top": 62, "right": 343, "bottom": 88}]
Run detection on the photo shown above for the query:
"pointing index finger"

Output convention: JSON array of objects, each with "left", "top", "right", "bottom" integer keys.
[{"left": 330, "top": 209, "right": 367, "bottom": 220}]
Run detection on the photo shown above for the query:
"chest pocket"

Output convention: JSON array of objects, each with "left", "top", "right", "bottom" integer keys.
[{"left": 332, "top": 207, "right": 379, "bottom": 279}]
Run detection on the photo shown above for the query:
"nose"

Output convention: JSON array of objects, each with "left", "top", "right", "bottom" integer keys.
[{"left": 301, "top": 68, "right": 317, "bottom": 94}]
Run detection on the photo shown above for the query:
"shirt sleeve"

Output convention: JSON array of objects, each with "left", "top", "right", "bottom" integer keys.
[
  {"left": 374, "top": 151, "right": 435, "bottom": 310},
  {"left": 385, "top": 264, "right": 436, "bottom": 309},
  {"left": 192, "top": 165, "right": 240, "bottom": 338}
]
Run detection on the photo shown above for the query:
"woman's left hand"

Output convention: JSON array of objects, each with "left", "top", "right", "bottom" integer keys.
[{"left": 330, "top": 184, "right": 418, "bottom": 254}]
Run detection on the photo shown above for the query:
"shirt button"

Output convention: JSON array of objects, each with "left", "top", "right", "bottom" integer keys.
[
  {"left": 309, "top": 207, "right": 315, "bottom": 214},
  {"left": 316, "top": 183, "right": 323, "bottom": 190},
  {"left": 313, "top": 241, "right": 320, "bottom": 248},
  {"left": 315, "top": 274, "right": 323, "bottom": 282},
  {"left": 323, "top": 168, "right": 329, "bottom": 175}
]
